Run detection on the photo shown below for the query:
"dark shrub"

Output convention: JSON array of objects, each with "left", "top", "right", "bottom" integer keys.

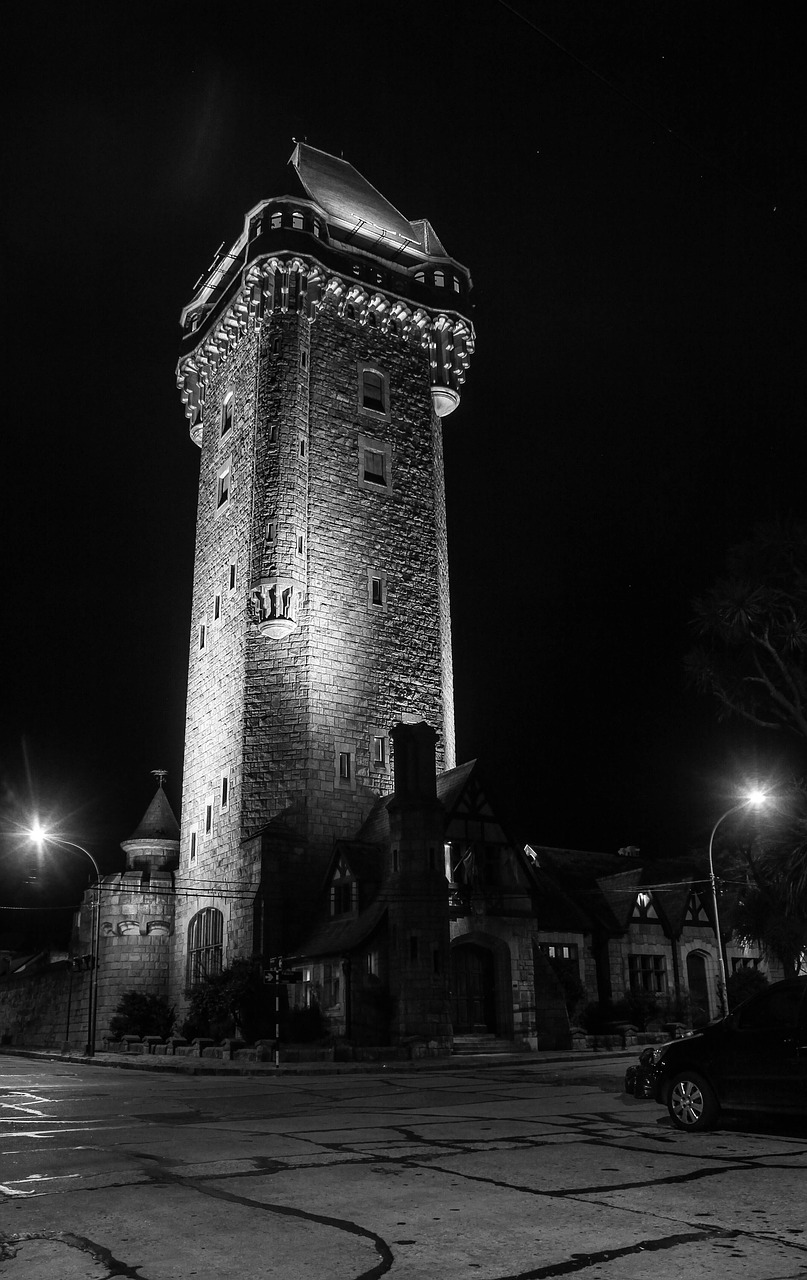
[
  {"left": 726, "top": 966, "right": 769, "bottom": 1010},
  {"left": 109, "top": 992, "right": 175, "bottom": 1040}
]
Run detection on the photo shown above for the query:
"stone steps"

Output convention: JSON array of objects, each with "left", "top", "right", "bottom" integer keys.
[{"left": 452, "top": 1034, "right": 522, "bottom": 1056}]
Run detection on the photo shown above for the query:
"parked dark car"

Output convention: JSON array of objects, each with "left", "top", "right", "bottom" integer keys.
[{"left": 624, "top": 977, "right": 807, "bottom": 1131}]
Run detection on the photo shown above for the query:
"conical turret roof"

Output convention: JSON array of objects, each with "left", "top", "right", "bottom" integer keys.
[{"left": 125, "top": 786, "right": 180, "bottom": 843}]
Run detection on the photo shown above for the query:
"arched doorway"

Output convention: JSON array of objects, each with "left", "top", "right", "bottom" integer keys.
[
  {"left": 451, "top": 943, "right": 496, "bottom": 1033},
  {"left": 686, "top": 951, "right": 711, "bottom": 1025}
]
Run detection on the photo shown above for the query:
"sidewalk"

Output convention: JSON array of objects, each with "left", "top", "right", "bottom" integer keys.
[{"left": 0, "top": 1043, "right": 636, "bottom": 1078}]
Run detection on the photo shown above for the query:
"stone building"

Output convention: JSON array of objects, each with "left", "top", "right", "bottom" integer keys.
[
  {"left": 2, "top": 146, "right": 774, "bottom": 1053},
  {"left": 170, "top": 143, "right": 475, "bottom": 1034}
]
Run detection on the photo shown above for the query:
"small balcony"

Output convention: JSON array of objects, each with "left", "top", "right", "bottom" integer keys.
[{"left": 250, "top": 577, "right": 299, "bottom": 638}]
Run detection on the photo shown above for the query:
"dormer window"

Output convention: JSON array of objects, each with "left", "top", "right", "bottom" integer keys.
[{"left": 329, "top": 854, "right": 356, "bottom": 916}]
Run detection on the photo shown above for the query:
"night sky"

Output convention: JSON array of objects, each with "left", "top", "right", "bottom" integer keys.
[{"left": 3, "top": 3, "right": 805, "bottom": 922}]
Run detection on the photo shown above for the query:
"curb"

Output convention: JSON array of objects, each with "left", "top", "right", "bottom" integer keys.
[{"left": 0, "top": 1045, "right": 636, "bottom": 1078}]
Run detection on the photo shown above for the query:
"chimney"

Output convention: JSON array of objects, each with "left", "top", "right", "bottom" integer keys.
[{"left": 390, "top": 722, "right": 438, "bottom": 806}]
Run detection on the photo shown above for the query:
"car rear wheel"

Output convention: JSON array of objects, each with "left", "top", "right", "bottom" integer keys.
[{"left": 667, "top": 1071, "right": 719, "bottom": 1132}]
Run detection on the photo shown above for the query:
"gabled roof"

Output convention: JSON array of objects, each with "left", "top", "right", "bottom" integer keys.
[
  {"left": 291, "top": 143, "right": 419, "bottom": 246},
  {"left": 289, "top": 901, "right": 387, "bottom": 961},
  {"left": 436, "top": 759, "right": 477, "bottom": 816},
  {"left": 318, "top": 839, "right": 386, "bottom": 894}
]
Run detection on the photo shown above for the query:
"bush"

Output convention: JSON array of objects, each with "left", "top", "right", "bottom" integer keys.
[
  {"left": 283, "top": 1003, "right": 325, "bottom": 1043},
  {"left": 726, "top": 966, "right": 769, "bottom": 1010},
  {"left": 109, "top": 992, "right": 175, "bottom": 1040},
  {"left": 182, "top": 958, "right": 270, "bottom": 1041},
  {"left": 547, "top": 957, "right": 587, "bottom": 1019}
]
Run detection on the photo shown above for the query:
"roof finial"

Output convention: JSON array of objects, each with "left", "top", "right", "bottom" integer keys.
[{"left": 151, "top": 769, "right": 168, "bottom": 790}]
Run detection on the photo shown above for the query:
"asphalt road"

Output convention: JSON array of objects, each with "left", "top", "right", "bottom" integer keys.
[{"left": 1, "top": 1055, "right": 805, "bottom": 1279}]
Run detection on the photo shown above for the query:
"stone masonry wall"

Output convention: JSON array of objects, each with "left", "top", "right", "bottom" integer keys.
[{"left": 0, "top": 967, "right": 85, "bottom": 1050}]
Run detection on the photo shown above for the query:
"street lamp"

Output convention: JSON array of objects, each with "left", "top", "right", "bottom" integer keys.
[
  {"left": 707, "top": 790, "right": 769, "bottom": 1016},
  {"left": 29, "top": 824, "right": 101, "bottom": 1057}
]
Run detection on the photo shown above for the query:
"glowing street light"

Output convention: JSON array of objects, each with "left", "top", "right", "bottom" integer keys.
[
  {"left": 708, "top": 790, "right": 770, "bottom": 1016},
  {"left": 29, "top": 825, "right": 101, "bottom": 1057}
]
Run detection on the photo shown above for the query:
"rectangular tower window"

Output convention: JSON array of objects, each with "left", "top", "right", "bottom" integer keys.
[
  {"left": 198, "top": 619, "right": 207, "bottom": 651},
  {"left": 266, "top": 520, "right": 277, "bottom": 545},
  {"left": 220, "top": 393, "right": 233, "bottom": 438},
  {"left": 299, "top": 437, "right": 306, "bottom": 458},
  {"left": 296, "top": 533, "right": 304, "bottom": 557},
  {"left": 228, "top": 560, "right": 237, "bottom": 592},
  {"left": 368, "top": 568, "right": 387, "bottom": 610},
  {"left": 220, "top": 771, "right": 230, "bottom": 811},
  {"left": 335, "top": 742, "right": 356, "bottom": 790},
  {"left": 372, "top": 735, "right": 388, "bottom": 769},
  {"left": 189, "top": 828, "right": 198, "bottom": 865},
  {"left": 359, "top": 367, "right": 387, "bottom": 415},
  {"left": 358, "top": 433, "right": 392, "bottom": 494},
  {"left": 204, "top": 800, "right": 213, "bottom": 835},
  {"left": 213, "top": 592, "right": 222, "bottom": 624},
  {"left": 216, "top": 460, "right": 231, "bottom": 510}
]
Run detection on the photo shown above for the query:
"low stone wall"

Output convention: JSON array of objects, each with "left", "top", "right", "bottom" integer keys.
[{"left": 0, "top": 966, "right": 90, "bottom": 1050}]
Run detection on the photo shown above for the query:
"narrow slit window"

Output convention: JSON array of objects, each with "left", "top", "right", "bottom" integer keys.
[
  {"left": 216, "top": 462, "right": 231, "bottom": 510},
  {"left": 220, "top": 771, "right": 230, "bottom": 811},
  {"left": 213, "top": 593, "right": 222, "bottom": 623},
  {"left": 372, "top": 735, "right": 387, "bottom": 767},
  {"left": 339, "top": 751, "right": 351, "bottom": 781},
  {"left": 228, "top": 560, "right": 237, "bottom": 592},
  {"left": 220, "top": 394, "right": 233, "bottom": 438},
  {"left": 205, "top": 801, "right": 213, "bottom": 835},
  {"left": 189, "top": 829, "right": 198, "bottom": 865},
  {"left": 198, "top": 619, "right": 207, "bottom": 651}
]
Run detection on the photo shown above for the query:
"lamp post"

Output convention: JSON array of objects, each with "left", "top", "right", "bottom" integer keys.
[
  {"left": 707, "top": 790, "right": 768, "bottom": 1016},
  {"left": 29, "top": 825, "right": 101, "bottom": 1057}
]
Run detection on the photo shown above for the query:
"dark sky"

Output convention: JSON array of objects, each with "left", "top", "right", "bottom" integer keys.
[{"left": 3, "top": 2, "right": 805, "bottom": 916}]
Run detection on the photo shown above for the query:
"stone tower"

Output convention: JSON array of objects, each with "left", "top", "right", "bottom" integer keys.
[{"left": 172, "top": 145, "right": 474, "bottom": 1001}]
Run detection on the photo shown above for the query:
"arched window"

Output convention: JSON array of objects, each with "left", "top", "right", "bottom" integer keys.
[{"left": 187, "top": 908, "right": 223, "bottom": 985}]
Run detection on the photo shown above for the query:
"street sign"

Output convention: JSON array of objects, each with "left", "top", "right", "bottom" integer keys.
[{"left": 263, "top": 969, "right": 303, "bottom": 984}]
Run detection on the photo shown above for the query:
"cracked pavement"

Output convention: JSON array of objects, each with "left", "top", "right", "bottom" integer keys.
[{"left": 1, "top": 1056, "right": 805, "bottom": 1278}]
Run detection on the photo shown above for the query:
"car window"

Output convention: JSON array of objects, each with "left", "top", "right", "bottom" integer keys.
[{"left": 736, "top": 984, "right": 804, "bottom": 1032}]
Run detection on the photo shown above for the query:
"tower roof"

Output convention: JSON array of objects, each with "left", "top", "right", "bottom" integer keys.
[
  {"left": 124, "top": 786, "right": 180, "bottom": 843},
  {"left": 290, "top": 142, "right": 419, "bottom": 245}
]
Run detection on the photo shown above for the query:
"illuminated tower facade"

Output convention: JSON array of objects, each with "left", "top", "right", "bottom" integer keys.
[{"left": 171, "top": 145, "right": 474, "bottom": 1000}]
